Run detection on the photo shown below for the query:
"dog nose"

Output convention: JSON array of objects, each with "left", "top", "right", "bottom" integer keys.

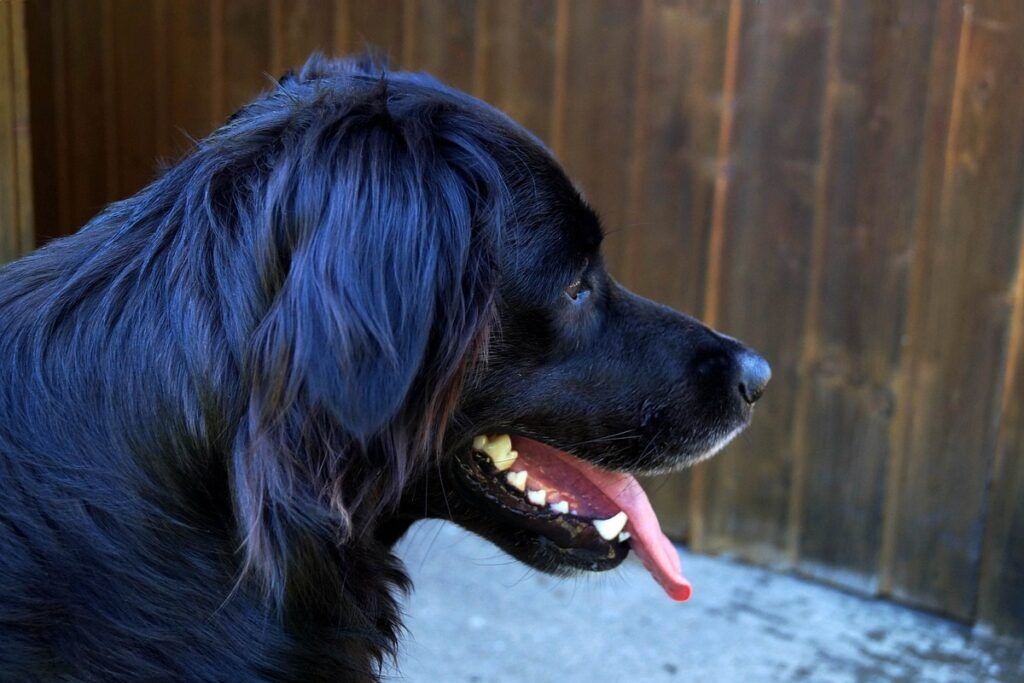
[{"left": 737, "top": 351, "right": 771, "bottom": 404}]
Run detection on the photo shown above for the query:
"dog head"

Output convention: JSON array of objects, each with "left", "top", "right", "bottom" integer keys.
[{"left": 212, "top": 56, "right": 768, "bottom": 605}]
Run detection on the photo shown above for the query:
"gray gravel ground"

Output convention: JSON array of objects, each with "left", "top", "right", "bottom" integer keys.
[{"left": 386, "top": 520, "right": 1023, "bottom": 683}]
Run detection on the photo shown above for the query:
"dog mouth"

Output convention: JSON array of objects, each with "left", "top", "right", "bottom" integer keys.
[{"left": 456, "top": 433, "right": 692, "bottom": 602}]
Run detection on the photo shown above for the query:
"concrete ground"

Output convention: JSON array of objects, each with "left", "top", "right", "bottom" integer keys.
[{"left": 387, "top": 521, "right": 1023, "bottom": 683}]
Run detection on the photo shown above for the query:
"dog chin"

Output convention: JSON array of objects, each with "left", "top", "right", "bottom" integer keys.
[{"left": 634, "top": 422, "right": 750, "bottom": 476}]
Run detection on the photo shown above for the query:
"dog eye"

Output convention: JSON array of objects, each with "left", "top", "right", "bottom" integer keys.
[{"left": 565, "top": 260, "right": 590, "bottom": 301}]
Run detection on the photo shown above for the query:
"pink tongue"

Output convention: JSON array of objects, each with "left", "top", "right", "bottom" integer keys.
[{"left": 512, "top": 437, "right": 692, "bottom": 602}]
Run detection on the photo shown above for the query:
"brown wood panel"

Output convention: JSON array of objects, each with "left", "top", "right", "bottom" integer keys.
[
  {"left": 25, "top": 0, "right": 56, "bottom": 242},
  {"left": 883, "top": 0, "right": 1024, "bottom": 619},
  {"left": 219, "top": 0, "right": 273, "bottom": 120},
  {"left": 977, "top": 237, "right": 1024, "bottom": 635},
  {"left": 60, "top": 0, "right": 116, "bottom": 234},
  {"left": 407, "top": 0, "right": 478, "bottom": 94},
  {"left": 787, "top": 1, "right": 941, "bottom": 593},
  {"left": 162, "top": 0, "right": 218, "bottom": 156},
  {"left": 623, "top": 0, "right": 729, "bottom": 313},
  {"left": 0, "top": 0, "right": 33, "bottom": 262},
  {"left": 692, "top": 0, "right": 830, "bottom": 563},
  {"left": 626, "top": 0, "right": 732, "bottom": 541},
  {"left": 556, "top": 0, "right": 640, "bottom": 278},
  {"left": 271, "top": 0, "right": 336, "bottom": 75},
  {"left": 110, "top": 0, "right": 161, "bottom": 198},
  {"left": 475, "top": 0, "right": 558, "bottom": 145},
  {"left": 342, "top": 0, "right": 409, "bottom": 65},
  {"left": 878, "top": 0, "right": 965, "bottom": 597}
]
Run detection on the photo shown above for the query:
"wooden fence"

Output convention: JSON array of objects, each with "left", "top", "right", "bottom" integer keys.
[
  {"left": 0, "top": 0, "right": 32, "bottom": 263},
  {"left": 4, "top": 0, "right": 1023, "bottom": 636}
]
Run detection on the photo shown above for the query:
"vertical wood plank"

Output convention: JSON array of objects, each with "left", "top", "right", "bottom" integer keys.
[
  {"left": 100, "top": 0, "right": 118, "bottom": 202},
  {"left": 406, "top": 0, "right": 478, "bottom": 93},
  {"left": 342, "top": 0, "right": 408, "bottom": 65},
  {"left": 557, "top": 0, "right": 640, "bottom": 278},
  {"left": 0, "top": 3, "right": 15, "bottom": 254},
  {"left": 883, "top": 0, "right": 1024, "bottom": 619},
  {"left": 163, "top": 0, "right": 217, "bottom": 156},
  {"left": 25, "top": 0, "right": 57, "bottom": 243},
  {"left": 879, "top": 0, "right": 964, "bottom": 596},
  {"left": 0, "top": 0, "right": 33, "bottom": 262},
  {"left": 548, "top": 0, "right": 569, "bottom": 159},
  {"left": 977, "top": 228, "right": 1024, "bottom": 635},
  {"left": 61, "top": 0, "right": 115, "bottom": 233},
  {"left": 271, "top": 0, "right": 336, "bottom": 75},
  {"left": 220, "top": 0, "right": 272, "bottom": 120},
  {"left": 689, "top": 0, "right": 743, "bottom": 549},
  {"left": 623, "top": 0, "right": 730, "bottom": 313},
  {"left": 693, "top": 0, "right": 830, "bottom": 563},
  {"left": 110, "top": 0, "right": 160, "bottom": 198},
  {"left": 787, "top": 0, "right": 941, "bottom": 592},
  {"left": 10, "top": 0, "right": 32, "bottom": 257},
  {"left": 626, "top": 0, "right": 732, "bottom": 541},
  {"left": 475, "top": 0, "right": 558, "bottom": 145}
]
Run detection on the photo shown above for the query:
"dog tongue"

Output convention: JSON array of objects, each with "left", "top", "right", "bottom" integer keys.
[{"left": 511, "top": 437, "right": 692, "bottom": 602}]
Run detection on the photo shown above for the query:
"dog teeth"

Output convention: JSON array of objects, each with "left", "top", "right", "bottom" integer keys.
[
  {"left": 526, "top": 489, "right": 547, "bottom": 506},
  {"left": 617, "top": 531, "right": 631, "bottom": 543},
  {"left": 472, "top": 435, "right": 489, "bottom": 450},
  {"left": 550, "top": 500, "right": 570, "bottom": 514},
  {"left": 592, "top": 512, "right": 628, "bottom": 541},
  {"left": 506, "top": 470, "right": 528, "bottom": 491},
  {"left": 479, "top": 434, "right": 517, "bottom": 471}
]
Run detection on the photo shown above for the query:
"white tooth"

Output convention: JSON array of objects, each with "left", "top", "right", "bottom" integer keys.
[
  {"left": 617, "top": 531, "right": 631, "bottom": 542},
  {"left": 506, "top": 470, "right": 527, "bottom": 491},
  {"left": 592, "top": 511, "right": 628, "bottom": 541},
  {"left": 550, "top": 500, "right": 570, "bottom": 514},
  {"left": 482, "top": 434, "right": 517, "bottom": 471},
  {"left": 527, "top": 489, "right": 547, "bottom": 506},
  {"left": 472, "top": 435, "right": 488, "bottom": 450}
]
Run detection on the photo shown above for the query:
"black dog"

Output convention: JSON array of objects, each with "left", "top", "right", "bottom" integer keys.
[{"left": 0, "top": 56, "right": 769, "bottom": 681}]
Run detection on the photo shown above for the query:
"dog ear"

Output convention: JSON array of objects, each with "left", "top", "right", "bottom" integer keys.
[{"left": 231, "top": 98, "right": 501, "bottom": 601}]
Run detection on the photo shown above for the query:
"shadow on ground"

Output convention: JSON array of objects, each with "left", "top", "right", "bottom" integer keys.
[{"left": 387, "top": 521, "right": 1023, "bottom": 682}]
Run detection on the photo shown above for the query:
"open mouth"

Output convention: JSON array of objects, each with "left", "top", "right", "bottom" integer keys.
[{"left": 456, "top": 433, "right": 692, "bottom": 602}]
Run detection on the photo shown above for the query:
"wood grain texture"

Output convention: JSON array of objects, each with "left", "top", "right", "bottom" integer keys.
[
  {"left": 883, "top": 0, "right": 1024, "bottom": 619},
  {"left": 342, "top": 0, "right": 408, "bottom": 65},
  {"left": 878, "top": 0, "right": 965, "bottom": 600},
  {"left": 407, "top": 0, "right": 478, "bottom": 94},
  {"left": 162, "top": 0, "right": 217, "bottom": 156},
  {"left": 0, "top": 0, "right": 33, "bottom": 263},
  {"left": 220, "top": 0, "right": 272, "bottom": 120},
  {"left": 271, "top": 0, "right": 336, "bottom": 75},
  {"left": 693, "top": 0, "right": 830, "bottom": 564},
  {"left": 0, "top": 2, "right": 16, "bottom": 246},
  {"left": 474, "top": 0, "right": 558, "bottom": 145},
  {"left": 977, "top": 231, "right": 1024, "bottom": 635},
  {"left": 787, "top": 0, "right": 940, "bottom": 593},
  {"left": 110, "top": 0, "right": 161, "bottom": 198},
  {"left": 24, "top": 0, "right": 57, "bottom": 242},
  {"left": 60, "top": 0, "right": 115, "bottom": 234},
  {"left": 556, "top": 0, "right": 640, "bottom": 278}
]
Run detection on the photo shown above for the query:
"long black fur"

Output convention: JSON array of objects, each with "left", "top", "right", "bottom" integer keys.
[{"left": 0, "top": 55, "right": 511, "bottom": 681}]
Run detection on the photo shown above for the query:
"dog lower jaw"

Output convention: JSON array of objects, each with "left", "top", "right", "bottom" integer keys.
[
  {"left": 454, "top": 448, "right": 630, "bottom": 562},
  {"left": 630, "top": 421, "right": 751, "bottom": 477},
  {"left": 454, "top": 433, "right": 693, "bottom": 601}
]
